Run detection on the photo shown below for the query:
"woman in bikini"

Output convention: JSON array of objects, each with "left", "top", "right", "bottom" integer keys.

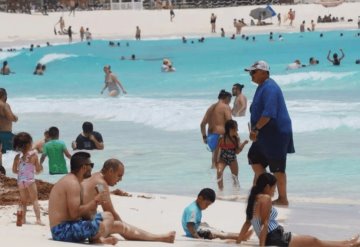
[
  {"left": 12, "top": 132, "right": 44, "bottom": 225},
  {"left": 214, "top": 119, "right": 248, "bottom": 191},
  {"left": 237, "top": 173, "right": 360, "bottom": 247},
  {"left": 101, "top": 65, "right": 127, "bottom": 97}
]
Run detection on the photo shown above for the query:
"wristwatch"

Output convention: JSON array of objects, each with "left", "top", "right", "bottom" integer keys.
[{"left": 252, "top": 126, "right": 260, "bottom": 132}]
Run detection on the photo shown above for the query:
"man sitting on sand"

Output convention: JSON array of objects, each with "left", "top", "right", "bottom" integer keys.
[
  {"left": 81, "top": 158, "right": 176, "bottom": 243},
  {"left": 48, "top": 152, "right": 118, "bottom": 245},
  {"left": 182, "top": 188, "right": 252, "bottom": 241}
]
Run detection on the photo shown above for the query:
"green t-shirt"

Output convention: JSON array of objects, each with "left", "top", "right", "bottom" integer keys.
[{"left": 43, "top": 139, "right": 68, "bottom": 174}]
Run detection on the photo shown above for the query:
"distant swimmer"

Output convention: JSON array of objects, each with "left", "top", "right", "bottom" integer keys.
[
  {"left": 327, "top": 49, "right": 345, "bottom": 66},
  {"left": 101, "top": 65, "right": 127, "bottom": 97},
  {"left": 161, "top": 58, "right": 175, "bottom": 72},
  {"left": 0, "top": 61, "right": 12, "bottom": 75},
  {"left": 121, "top": 54, "right": 136, "bottom": 60},
  {"left": 309, "top": 57, "right": 319, "bottom": 65},
  {"left": 33, "top": 63, "right": 46, "bottom": 75},
  {"left": 286, "top": 59, "right": 305, "bottom": 70}
]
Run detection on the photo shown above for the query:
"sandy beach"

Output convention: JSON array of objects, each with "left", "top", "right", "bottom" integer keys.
[
  {"left": 1, "top": 3, "right": 359, "bottom": 48},
  {"left": 1, "top": 3, "right": 360, "bottom": 246}
]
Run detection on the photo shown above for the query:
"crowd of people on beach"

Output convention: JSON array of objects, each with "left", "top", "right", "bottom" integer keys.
[{"left": 1, "top": 7, "right": 360, "bottom": 246}]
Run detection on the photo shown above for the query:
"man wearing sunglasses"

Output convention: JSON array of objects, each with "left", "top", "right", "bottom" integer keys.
[
  {"left": 48, "top": 152, "right": 118, "bottom": 245},
  {"left": 245, "top": 61, "right": 295, "bottom": 206}
]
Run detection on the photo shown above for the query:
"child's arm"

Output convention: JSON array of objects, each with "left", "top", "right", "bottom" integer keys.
[
  {"left": 238, "top": 140, "right": 249, "bottom": 154},
  {"left": 214, "top": 137, "right": 223, "bottom": 163},
  {"left": 12, "top": 154, "right": 20, "bottom": 174},
  {"left": 32, "top": 153, "right": 43, "bottom": 174},
  {"left": 186, "top": 223, "right": 201, "bottom": 238},
  {"left": 39, "top": 153, "right": 47, "bottom": 166}
]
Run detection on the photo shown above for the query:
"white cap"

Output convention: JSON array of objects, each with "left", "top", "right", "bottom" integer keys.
[{"left": 245, "top": 60, "right": 270, "bottom": 71}]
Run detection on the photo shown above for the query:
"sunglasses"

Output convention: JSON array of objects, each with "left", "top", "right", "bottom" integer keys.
[
  {"left": 250, "top": 70, "right": 258, "bottom": 76},
  {"left": 85, "top": 163, "right": 94, "bottom": 168}
]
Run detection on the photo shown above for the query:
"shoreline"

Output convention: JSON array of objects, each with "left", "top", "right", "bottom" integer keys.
[{"left": 1, "top": 3, "right": 359, "bottom": 48}]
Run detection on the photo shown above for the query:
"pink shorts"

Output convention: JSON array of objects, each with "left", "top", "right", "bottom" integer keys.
[{"left": 18, "top": 180, "right": 35, "bottom": 189}]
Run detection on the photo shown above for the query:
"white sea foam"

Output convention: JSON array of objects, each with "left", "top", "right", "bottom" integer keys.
[
  {"left": 11, "top": 97, "right": 360, "bottom": 133},
  {"left": 38, "top": 53, "right": 77, "bottom": 64},
  {"left": 0, "top": 51, "right": 21, "bottom": 61},
  {"left": 272, "top": 71, "right": 356, "bottom": 86}
]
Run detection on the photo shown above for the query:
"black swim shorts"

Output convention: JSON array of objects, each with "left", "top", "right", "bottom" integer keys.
[
  {"left": 248, "top": 143, "right": 287, "bottom": 173},
  {"left": 266, "top": 226, "right": 292, "bottom": 247}
]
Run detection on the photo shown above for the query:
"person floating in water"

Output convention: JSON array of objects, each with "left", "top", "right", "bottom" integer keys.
[{"left": 327, "top": 49, "right": 345, "bottom": 66}]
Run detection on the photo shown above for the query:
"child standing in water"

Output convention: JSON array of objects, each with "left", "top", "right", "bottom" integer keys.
[
  {"left": 214, "top": 120, "right": 248, "bottom": 191},
  {"left": 12, "top": 132, "right": 44, "bottom": 225}
]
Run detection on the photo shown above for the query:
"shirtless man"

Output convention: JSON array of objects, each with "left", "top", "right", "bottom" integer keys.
[
  {"left": 101, "top": 65, "right": 127, "bottom": 97},
  {"left": 0, "top": 88, "right": 18, "bottom": 154},
  {"left": 82, "top": 158, "right": 176, "bottom": 243},
  {"left": 200, "top": 90, "right": 232, "bottom": 168},
  {"left": 231, "top": 83, "right": 247, "bottom": 117},
  {"left": 48, "top": 152, "right": 118, "bottom": 245}
]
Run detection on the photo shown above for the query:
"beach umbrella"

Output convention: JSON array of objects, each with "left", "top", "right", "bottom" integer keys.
[{"left": 250, "top": 5, "right": 276, "bottom": 21}]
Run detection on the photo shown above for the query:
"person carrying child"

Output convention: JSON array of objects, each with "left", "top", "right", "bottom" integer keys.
[
  {"left": 214, "top": 120, "right": 248, "bottom": 191},
  {"left": 182, "top": 188, "right": 252, "bottom": 240},
  {"left": 12, "top": 132, "right": 44, "bottom": 225}
]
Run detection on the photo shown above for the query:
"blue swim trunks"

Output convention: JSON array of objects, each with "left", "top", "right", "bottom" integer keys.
[
  {"left": 0, "top": 131, "right": 14, "bottom": 154},
  {"left": 207, "top": 133, "right": 220, "bottom": 152},
  {"left": 51, "top": 213, "right": 102, "bottom": 242}
]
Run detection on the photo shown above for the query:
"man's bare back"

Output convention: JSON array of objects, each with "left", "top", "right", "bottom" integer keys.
[{"left": 202, "top": 101, "right": 232, "bottom": 135}]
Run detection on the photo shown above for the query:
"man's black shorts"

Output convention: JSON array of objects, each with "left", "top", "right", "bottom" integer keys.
[{"left": 248, "top": 143, "right": 287, "bottom": 173}]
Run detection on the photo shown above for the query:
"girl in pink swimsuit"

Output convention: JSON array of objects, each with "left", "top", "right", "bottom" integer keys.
[{"left": 12, "top": 132, "right": 44, "bottom": 225}]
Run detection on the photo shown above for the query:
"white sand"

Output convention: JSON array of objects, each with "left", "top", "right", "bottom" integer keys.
[
  {"left": 1, "top": 3, "right": 359, "bottom": 48},
  {"left": 0, "top": 193, "right": 279, "bottom": 246},
  {"left": 1, "top": 3, "right": 360, "bottom": 246}
]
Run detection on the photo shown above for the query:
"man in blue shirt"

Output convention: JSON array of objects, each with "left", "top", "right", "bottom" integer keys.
[{"left": 245, "top": 61, "right": 295, "bottom": 206}]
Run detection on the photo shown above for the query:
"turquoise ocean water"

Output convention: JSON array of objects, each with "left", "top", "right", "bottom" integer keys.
[{"left": 1, "top": 30, "right": 360, "bottom": 204}]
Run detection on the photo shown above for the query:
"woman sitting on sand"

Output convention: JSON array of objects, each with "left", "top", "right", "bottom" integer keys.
[
  {"left": 101, "top": 65, "right": 127, "bottom": 97},
  {"left": 237, "top": 173, "right": 360, "bottom": 247}
]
